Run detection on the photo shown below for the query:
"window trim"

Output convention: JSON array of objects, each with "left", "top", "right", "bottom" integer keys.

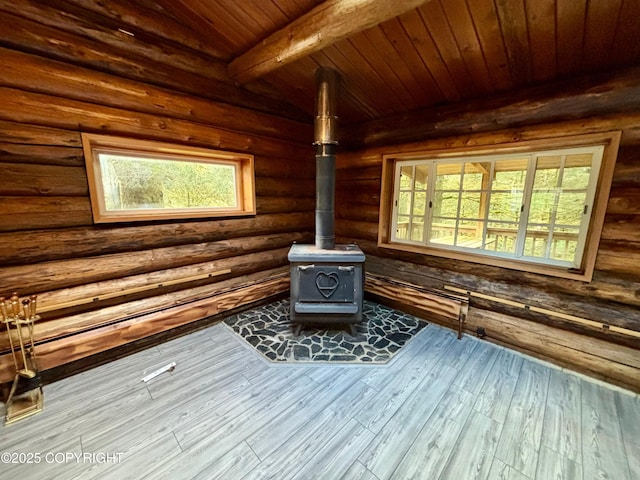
[
  {"left": 378, "top": 131, "right": 621, "bottom": 282},
  {"left": 82, "top": 133, "right": 256, "bottom": 223}
]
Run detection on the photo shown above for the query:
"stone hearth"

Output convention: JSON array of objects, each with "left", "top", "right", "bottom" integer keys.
[{"left": 224, "top": 299, "right": 427, "bottom": 364}]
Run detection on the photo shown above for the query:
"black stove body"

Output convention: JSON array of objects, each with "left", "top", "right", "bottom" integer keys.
[
  {"left": 288, "top": 244, "right": 365, "bottom": 334},
  {"left": 288, "top": 67, "right": 366, "bottom": 334}
]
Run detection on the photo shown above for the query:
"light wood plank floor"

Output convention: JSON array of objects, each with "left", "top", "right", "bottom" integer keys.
[{"left": 1, "top": 320, "right": 638, "bottom": 480}]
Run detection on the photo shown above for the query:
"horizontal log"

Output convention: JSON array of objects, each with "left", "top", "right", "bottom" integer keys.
[
  {"left": 256, "top": 177, "right": 316, "bottom": 198},
  {"left": 228, "top": 0, "right": 432, "bottom": 83},
  {"left": 335, "top": 219, "right": 378, "bottom": 241},
  {"left": 336, "top": 189, "right": 381, "bottom": 206},
  {"left": 336, "top": 203, "right": 379, "bottom": 223},
  {"left": 365, "top": 274, "right": 465, "bottom": 322},
  {"left": 63, "top": 0, "right": 230, "bottom": 60},
  {"left": 0, "top": 143, "right": 83, "bottom": 167},
  {"left": 256, "top": 196, "right": 316, "bottom": 215},
  {"left": 33, "top": 259, "right": 290, "bottom": 314},
  {"left": 348, "top": 241, "right": 640, "bottom": 310},
  {"left": 0, "top": 237, "right": 298, "bottom": 294},
  {"left": 611, "top": 146, "right": 640, "bottom": 187},
  {"left": 468, "top": 308, "right": 640, "bottom": 393},
  {"left": 601, "top": 215, "right": 640, "bottom": 242},
  {"left": 0, "top": 196, "right": 92, "bottom": 231},
  {"left": 343, "top": 67, "right": 640, "bottom": 149},
  {"left": 595, "top": 241, "right": 640, "bottom": 276},
  {"left": 254, "top": 155, "right": 315, "bottom": 178},
  {"left": 0, "top": 47, "right": 311, "bottom": 144},
  {"left": 0, "top": 257, "right": 290, "bottom": 351},
  {"left": 462, "top": 295, "right": 640, "bottom": 350},
  {"left": 607, "top": 187, "right": 640, "bottom": 214},
  {"left": 363, "top": 253, "right": 640, "bottom": 325},
  {"left": 0, "top": 162, "right": 88, "bottom": 196},
  {"left": 0, "top": 87, "right": 310, "bottom": 160},
  {"left": 0, "top": 120, "right": 81, "bottom": 147},
  {"left": 0, "top": 212, "right": 314, "bottom": 265},
  {"left": 336, "top": 165, "right": 382, "bottom": 181},
  {"left": 0, "top": 272, "right": 290, "bottom": 383}
]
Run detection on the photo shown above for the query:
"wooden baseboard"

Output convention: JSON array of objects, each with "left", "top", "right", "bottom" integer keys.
[
  {"left": 465, "top": 307, "right": 640, "bottom": 393},
  {"left": 0, "top": 274, "right": 289, "bottom": 384},
  {"left": 365, "top": 273, "right": 468, "bottom": 336}
]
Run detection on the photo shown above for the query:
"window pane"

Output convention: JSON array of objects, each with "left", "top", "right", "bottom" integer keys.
[
  {"left": 556, "top": 192, "right": 587, "bottom": 225},
  {"left": 410, "top": 218, "right": 424, "bottom": 241},
  {"left": 433, "top": 192, "right": 459, "bottom": 218},
  {"left": 99, "top": 154, "right": 237, "bottom": 210},
  {"left": 398, "top": 192, "right": 411, "bottom": 215},
  {"left": 493, "top": 158, "right": 527, "bottom": 190},
  {"left": 413, "top": 191, "right": 426, "bottom": 216},
  {"left": 549, "top": 228, "right": 579, "bottom": 262},
  {"left": 528, "top": 191, "right": 555, "bottom": 224},
  {"left": 400, "top": 165, "right": 413, "bottom": 189},
  {"left": 431, "top": 217, "right": 455, "bottom": 245},
  {"left": 415, "top": 165, "right": 429, "bottom": 190},
  {"left": 563, "top": 154, "right": 592, "bottom": 189},
  {"left": 533, "top": 156, "right": 560, "bottom": 190},
  {"left": 486, "top": 222, "right": 518, "bottom": 254},
  {"left": 456, "top": 221, "right": 483, "bottom": 249},
  {"left": 462, "top": 162, "right": 487, "bottom": 190},
  {"left": 524, "top": 232, "right": 549, "bottom": 258},
  {"left": 396, "top": 216, "right": 410, "bottom": 239},
  {"left": 436, "top": 163, "right": 461, "bottom": 190},
  {"left": 460, "top": 192, "right": 482, "bottom": 219},
  {"left": 489, "top": 192, "right": 522, "bottom": 222}
]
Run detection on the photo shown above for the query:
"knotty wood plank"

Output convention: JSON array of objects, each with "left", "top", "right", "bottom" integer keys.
[
  {"left": 189, "top": 441, "right": 261, "bottom": 480},
  {"left": 556, "top": 0, "right": 587, "bottom": 76},
  {"left": 441, "top": 0, "right": 494, "bottom": 93},
  {"left": 339, "top": 461, "right": 379, "bottom": 480},
  {"left": 234, "top": 378, "right": 377, "bottom": 480},
  {"left": 289, "top": 418, "right": 376, "bottom": 480},
  {"left": 453, "top": 340, "right": 499, "bottom": 395},
  {"left": 358, "top": 363, "right": 458, "bottom": 480},
  {"left": 439, "top": 411, "right": 503, "bottom": 480},
  {"left": 473, "top": 347, "right": 523, "bottom": 423},
  {"left": 494, "top": 0, "right": 532, "bottom": 85},
  {"left": 465, "top": 0, "right": 512, "bottom": 91},
  {"left": 535, "top": 446, "right": 583, "bottom": 480},
  {"left": 581, "top": 392, "right": 631, "bottom": 480},
  {"left": 488, "top": 458, "right": 531, "bottom": 480},
  {"left": 356, "top": 329, "right": 453, "bottom": 433},
  {"left": 392, "top": 384, "right": 475, "bottom": 479},
  {"left": 246, "top": 368, "right": 364, "bottom": 459},
  {"left": 542, "top": 369, "right": 582, "bottom": 462},
  {"left": 495, "top": 360, "right": 551, "bottom": 478},
  {"left": 525, "top": 0, "right": 557, "bottom": 82}
]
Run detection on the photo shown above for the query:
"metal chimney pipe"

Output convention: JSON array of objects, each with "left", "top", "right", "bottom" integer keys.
[{"left": 314, "top": 67, "right": 339, "bottom": 250}]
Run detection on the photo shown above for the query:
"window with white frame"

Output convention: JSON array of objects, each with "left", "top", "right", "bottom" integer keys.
[{"left": 379, "top": 132, "right": 621, "bottom": 281}]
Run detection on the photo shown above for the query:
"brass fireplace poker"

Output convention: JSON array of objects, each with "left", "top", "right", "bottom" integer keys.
[{"left": 1, "top": 293, "right": 43, "bottom": 425}]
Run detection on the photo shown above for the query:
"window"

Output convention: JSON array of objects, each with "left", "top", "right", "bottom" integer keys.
[
  {"left": 82, "top": 133, "right": 255, "bottom": 222},
  {"left": 379, "top": 132, "right": 621, "bottom": 281}
]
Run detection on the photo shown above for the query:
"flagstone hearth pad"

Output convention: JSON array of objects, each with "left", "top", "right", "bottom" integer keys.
[{"left": 223, "top": 299, "right": 428, "bottom": 364}]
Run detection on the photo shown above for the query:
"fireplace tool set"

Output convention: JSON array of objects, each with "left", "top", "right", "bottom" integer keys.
[{"left": 1, "top": 293, "right": 43, "bottom": 425}]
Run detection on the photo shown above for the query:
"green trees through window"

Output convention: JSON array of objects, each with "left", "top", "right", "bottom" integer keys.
[
  {"left": 100, "top": 155, "right": 237, "bottom": 211},
  {"left": 392, "top": 145, "right": 604, "bottom": 269}
]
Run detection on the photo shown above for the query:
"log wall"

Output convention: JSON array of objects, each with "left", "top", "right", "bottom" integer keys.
[
  {"left": 0, "top": 45, "right": 314, "bottom": 382},
  {"left": 337, "top": 118, "right": 640, "bottom": 393}
]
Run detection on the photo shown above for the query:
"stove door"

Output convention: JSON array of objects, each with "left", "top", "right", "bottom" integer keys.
[{"left": 296, "top": 264, "right": 355, "bottom": 303}]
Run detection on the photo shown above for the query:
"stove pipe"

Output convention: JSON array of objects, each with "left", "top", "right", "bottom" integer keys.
[{"left": 314, "top": 67, "right": 339, "bottom": 250}]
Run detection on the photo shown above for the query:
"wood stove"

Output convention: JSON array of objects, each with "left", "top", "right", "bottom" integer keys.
[{"left": 288, "top": 67, "right": 365, "bottom": 335}]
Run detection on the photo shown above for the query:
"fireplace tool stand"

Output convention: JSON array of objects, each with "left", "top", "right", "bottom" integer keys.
[{"left": 1, "top": 293, "right": 43, "bottom": 425}]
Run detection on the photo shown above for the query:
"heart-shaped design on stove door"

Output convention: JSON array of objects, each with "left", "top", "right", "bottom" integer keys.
[{"left": 315, "top": 271, "right": 340, "bottom": 298}]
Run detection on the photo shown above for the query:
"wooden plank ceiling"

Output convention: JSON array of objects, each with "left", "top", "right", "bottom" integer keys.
[{"left": 6, "top": 0, "right": 640, "bottom": 125}]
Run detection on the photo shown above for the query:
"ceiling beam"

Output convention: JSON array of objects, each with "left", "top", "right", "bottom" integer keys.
[{"left": 228, "top": 0, "right": 432, "bottom": 84}]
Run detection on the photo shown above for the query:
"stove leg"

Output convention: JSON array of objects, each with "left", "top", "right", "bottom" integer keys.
[
  {"left": 349, "top": 324, "right": 357, "bottom": 337},
  {"left": 294, "top": 324, "right": 302, "bottom": 336}
]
